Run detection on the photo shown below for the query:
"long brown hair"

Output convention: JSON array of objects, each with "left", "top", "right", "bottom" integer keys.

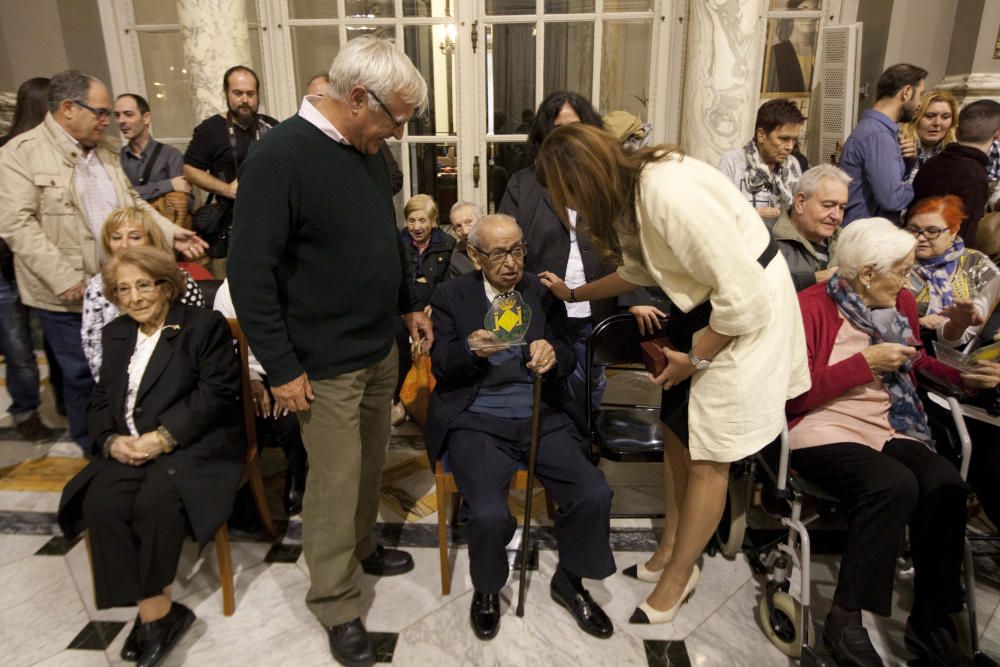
[{"left": 535, "top": 123, "right": 682, "bottom": 262}]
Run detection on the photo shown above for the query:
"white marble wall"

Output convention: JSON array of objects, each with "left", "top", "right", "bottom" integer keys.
[
  {"left": 176, "top": 0, "right": 252, "bottom": 123},
  {"left": 680, "top": 0, "right": 767, "bottom": 165}
]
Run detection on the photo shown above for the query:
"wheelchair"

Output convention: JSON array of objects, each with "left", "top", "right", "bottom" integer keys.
[{"left": 715, "top": 381, "right": 998, "bottom": 665}]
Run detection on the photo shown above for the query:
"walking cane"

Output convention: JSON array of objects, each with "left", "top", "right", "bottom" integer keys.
[{"left": 516, "top": 370, "right": 544, "bottom": 617}]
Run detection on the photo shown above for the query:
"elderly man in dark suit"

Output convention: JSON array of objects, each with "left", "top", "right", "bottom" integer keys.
[{"left": 425, "top": 213, "right": 616, "bottom": 642}]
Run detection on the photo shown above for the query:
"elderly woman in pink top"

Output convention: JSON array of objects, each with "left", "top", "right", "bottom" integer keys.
[{"left": 788, "top": 218, "right": 1000, "bottom": 667}]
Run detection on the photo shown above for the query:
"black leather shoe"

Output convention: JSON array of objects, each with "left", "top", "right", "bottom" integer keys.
[
  {"left": 283, "top": 442, "right": 307, "bottom": 515},
  {"left": 360, "top": 545, "right": 414, "bottom": 576},
  {"left": 470, "top": 591, "right": 501, "bottom": 640},
  {"left": 904, "top": 614, "right": 973, "bottom": 666},
  {"left": 327, "top": 618, "right": 375, "bottom": 667},
  {"left": 136, "top": 602, "right": 195, "bottom": 667},
  {"left": 550, "top": 566, "right": 614, "bottom": 639},
  {"left": 120, "top": 614, "right": 140, "bottom": 661},
  {"left": 822, "top": 622, "right": 884, "bottom": 667}
]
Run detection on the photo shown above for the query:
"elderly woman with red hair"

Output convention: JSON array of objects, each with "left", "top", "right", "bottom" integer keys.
[{"left": 905, "top": 195, "right": 998, "bottom": 331}]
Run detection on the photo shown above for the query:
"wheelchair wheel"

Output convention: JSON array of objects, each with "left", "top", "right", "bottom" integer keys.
[
  {"left": 758, "top": 590, "right": 814, "bottom": 658},
  {"left": 715, "top": 475, "right": 749, "bottom": 559}
]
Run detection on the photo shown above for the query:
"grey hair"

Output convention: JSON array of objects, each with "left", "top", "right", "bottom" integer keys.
[
  {"left": 47, "top": 70, "right": 98, "bottom": 113},
  {"left": 327, "top": 36, "right": 428, "bottom": 116},
  {"left": 467, "top": 213, "right": 520, "bottom": 250},
  {"left": 832, "top": 217, "right": 916, "bottom": 279},
  {"left": 450, "top": 201, "right": 483, "bottom": 219},
  {"left": 794, "top": 164, "right": 851, "bottom": 199}
]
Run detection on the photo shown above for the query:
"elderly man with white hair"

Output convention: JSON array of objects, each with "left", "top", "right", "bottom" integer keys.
[
  {"left": 787, "top": 218, "right": 1000, "bottom": 667},
  {"left": 773, "top": 164, "right": 850, "bottom": 292},
  {"left": 228, "top": 37, "right": 432, "bottom": 666}
]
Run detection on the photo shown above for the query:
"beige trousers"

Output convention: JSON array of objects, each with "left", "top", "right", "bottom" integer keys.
[{"left": 297, "top": 345, "right": 397, "bottom": 627}]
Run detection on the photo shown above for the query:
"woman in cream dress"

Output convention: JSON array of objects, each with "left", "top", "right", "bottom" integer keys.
[{"left": 536, "top": 124, "right": 810, "bottom": 625}]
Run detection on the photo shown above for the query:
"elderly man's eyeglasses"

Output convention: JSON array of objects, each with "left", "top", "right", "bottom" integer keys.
[
  {"left": 473, "top": 244, "right": 527, "bottom": 266},
  {"left": 367, "top": 90, "right": 407, "bottom": 129},
  {"left": 904, "top": 225, "right": 948, "bottom": 240},
  {"left": 73, "top": 99, "right": 112, "bottom": 120},
  {"left": 114, "top": 280, "right": 163, "bottom": 299}
]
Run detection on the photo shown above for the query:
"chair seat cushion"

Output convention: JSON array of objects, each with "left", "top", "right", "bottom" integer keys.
[{"left": 593, "top": 408, "right": 664, "bottom": 462}]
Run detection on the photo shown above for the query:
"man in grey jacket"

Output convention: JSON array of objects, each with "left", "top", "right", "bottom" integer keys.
[{"left": 774, "top": 165, "right": 850, "bottom": 292}]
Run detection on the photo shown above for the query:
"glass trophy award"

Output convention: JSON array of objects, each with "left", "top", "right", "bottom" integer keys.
[{"left": 469, "top": 290, "right": 532, "bottom": 350}]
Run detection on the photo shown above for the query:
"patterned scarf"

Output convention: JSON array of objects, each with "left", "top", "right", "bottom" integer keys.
[
  {"left": 826, "top": 275, "right": 933, "bottom": 444},
  {"left": 743, "top": 139, "right": 795, "bottom": 210},
  {"left": 915, "top": 238, "right": 965, "bottom": 315}
]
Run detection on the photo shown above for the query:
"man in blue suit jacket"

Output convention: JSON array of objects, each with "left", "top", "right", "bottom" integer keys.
[{"left": 425, "top": 213, "right": 615, "bottom": 642}]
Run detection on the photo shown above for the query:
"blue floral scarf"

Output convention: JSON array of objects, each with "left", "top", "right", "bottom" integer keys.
[
  {"left": 826, "top": 275, "right": 933, "bottom": 444},
  {"left": 915, "top": 237, "right": 965, "bottom": 315}
]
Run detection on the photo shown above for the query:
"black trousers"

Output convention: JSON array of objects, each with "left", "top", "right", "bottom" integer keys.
[
  {"left": 447, "top": 411, "right": 616, "bottom": 594},
  {"left": 82, "top": 462, "right": 189, "bottom": 609},
  {"left": 791, "top": 439, "right": 967, "bottom": 616}
]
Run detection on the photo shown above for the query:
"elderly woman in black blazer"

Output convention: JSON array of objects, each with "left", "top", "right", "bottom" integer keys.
[{"left": 58, "top": 246, "right": 243, "bottom": 667}]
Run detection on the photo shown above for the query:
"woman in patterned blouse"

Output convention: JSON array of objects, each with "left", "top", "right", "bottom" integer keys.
[
  {"left": 81, "top": 207, "right": 205, "bottom": 380},
  {"left": 904, "top": 195, "right": 999, "bottom": 331}
]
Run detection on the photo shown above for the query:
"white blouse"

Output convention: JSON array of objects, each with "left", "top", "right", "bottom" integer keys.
[{"left": 125, "top": 327, "right": 162, "bottom": 436}]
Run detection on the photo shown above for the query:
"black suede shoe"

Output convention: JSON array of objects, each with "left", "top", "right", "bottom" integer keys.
[
  {"left": 822, "top": 621, "right": 884, "bottom": 667},
  {"left": 550, "top": 566, "right": 614, "bottom": 639},
  {"left": 136, "top": 602, "right": 195, "bottom": 667},
  {"left": 470, "top": 591, "right": 501, "bottom": 640},
  {"left": 905, "top": 613, "right": 973, "bottom": 666},
  {"left": 120, "top": 614, "right": 140, "bottom": 661},
  {"left": 327, "top": 618, "right": 375, "bottom": 667},
  {"left": 360, "top": 545, "right": 414, "bottom": 576}
]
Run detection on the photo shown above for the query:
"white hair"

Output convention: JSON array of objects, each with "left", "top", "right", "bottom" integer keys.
[
  {"left": 794, "top": 164, "right": 851, "bottom": 199},
  {"left": 327, "top": 36, "right": 428, "bottom": 116},
  {"left": 832, "top": 217, "right": 916, "bottom": 279},
  {"left": 450, "top": 201, "right": 483, "bottom": 219},
  {"left": 467, "top": 213, "right": 520, "bottom": 250}
]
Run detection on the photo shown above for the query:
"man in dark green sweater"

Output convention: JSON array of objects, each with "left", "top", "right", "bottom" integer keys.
[{"left": 228, "top": 37, "right": 431, "bottom": 667}]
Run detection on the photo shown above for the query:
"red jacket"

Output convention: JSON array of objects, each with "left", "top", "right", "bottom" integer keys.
[{"left": 787, "top": 282, "right": 963, "bottom": 430}]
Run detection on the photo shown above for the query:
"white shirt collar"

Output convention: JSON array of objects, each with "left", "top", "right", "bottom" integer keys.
[
  {"left": 483, "top": 276, "right": 501, "bottom": 304},
  {"left": 297, "top": 95, "right": 351, "bottom": 145}
]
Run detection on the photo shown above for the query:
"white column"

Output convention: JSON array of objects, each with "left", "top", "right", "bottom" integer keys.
[
  {"left": 679, "top": 0, "right": 767, "bottom": 165},
  {"left": 176, "top": 0, "right": 252, "bottom": 123},
  {"left": 935, "top": 0, "right": 1000, "bottom": 104}
]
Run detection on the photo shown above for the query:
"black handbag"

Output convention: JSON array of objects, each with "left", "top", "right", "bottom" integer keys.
[{"left": 192, "top": 195, "right": 233, "bottom": 258}]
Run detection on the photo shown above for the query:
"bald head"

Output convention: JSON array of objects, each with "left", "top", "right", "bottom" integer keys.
[
  {"left": 467, "top": 214, "right": 525, "bottom": 291},
  {"left": 306, "top": 74, "right": 331, "bottom": 97}
]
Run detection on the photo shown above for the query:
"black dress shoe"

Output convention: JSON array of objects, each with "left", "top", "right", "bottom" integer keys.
[
  {"left": 822, "top": 622, "right": 885, "bottom": 667},
  {"left": 550, "top": 566, "right": 614, "bottom": 639},
  {"left": 327, "top": 618, "right": 375, "bottom": 667},
  {"left": 360, "top": 545, "right": 414, "bottom": 576},
  {"left": 284, "top": 445, "right": 307, "bottom": 515},
  {"left": 905, "top": 614, "right": 973, "bottom": 666},
  {"left": 470, "top": 591, "right": 501, "bottom": 640},
  {"left": 120, "top": 614, "right": 140, "bottom": 661},
  {"left": 136, "top": 602, "right": 195, "bottom": 667}
]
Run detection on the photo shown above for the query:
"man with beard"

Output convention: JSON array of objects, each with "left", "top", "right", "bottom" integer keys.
[
  {"left": 183, "top": 66, "right": 276, "bottom": 257},
  {"left": 840, "top": 63, "right": 927, "bottom": 225},
  {"left": 113, "top": 93, "right": 191, "bottom": 208}
]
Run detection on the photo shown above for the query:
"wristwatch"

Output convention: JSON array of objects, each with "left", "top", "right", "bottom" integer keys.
[{"left": 688, "top": 350, "right": 712, "bottom": 371}]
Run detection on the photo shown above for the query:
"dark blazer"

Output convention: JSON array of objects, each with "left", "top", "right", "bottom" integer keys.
[
  {"left": 424, "top": 272, "right": 577, "bottom": 464},
  {"left": 58, "top": 303, "right": 244, "bottom": 547},
  {"left": 499, "top": 166, "right": 618, "bottom": 323}
]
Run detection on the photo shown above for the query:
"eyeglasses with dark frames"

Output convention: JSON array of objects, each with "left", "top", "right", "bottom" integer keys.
[
  {"left": 473, "top": 244, "right": 528, "bottom": 266},
  {"left": 366, "top": 89, "right": 407, "bottom": 129},
  {"left": 73, "top": 99, "right": 112, "bottom": 120},
  {"left": 903, "top": 225, "right": 948, "bottom": 240}
]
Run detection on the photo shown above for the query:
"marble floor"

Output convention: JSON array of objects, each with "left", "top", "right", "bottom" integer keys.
[{"left": 2, "top": 360, "right": 1000, "bottom": 666}]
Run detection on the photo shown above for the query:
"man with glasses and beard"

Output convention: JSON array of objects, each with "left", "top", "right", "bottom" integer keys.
[
  {"left": 183, "top": 66, "right": 276, "bottom": 258},
  {"left": 840, "top": 63, "right": 927, "bottom": 225}
]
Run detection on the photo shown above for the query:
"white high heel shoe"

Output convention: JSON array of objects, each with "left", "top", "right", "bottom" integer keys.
[
  {"left": 628, "top": 564, "right": 700, "bottom": 624},
  {"left": 622, "top": 562, "right": 662, "bottom": 583}
]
